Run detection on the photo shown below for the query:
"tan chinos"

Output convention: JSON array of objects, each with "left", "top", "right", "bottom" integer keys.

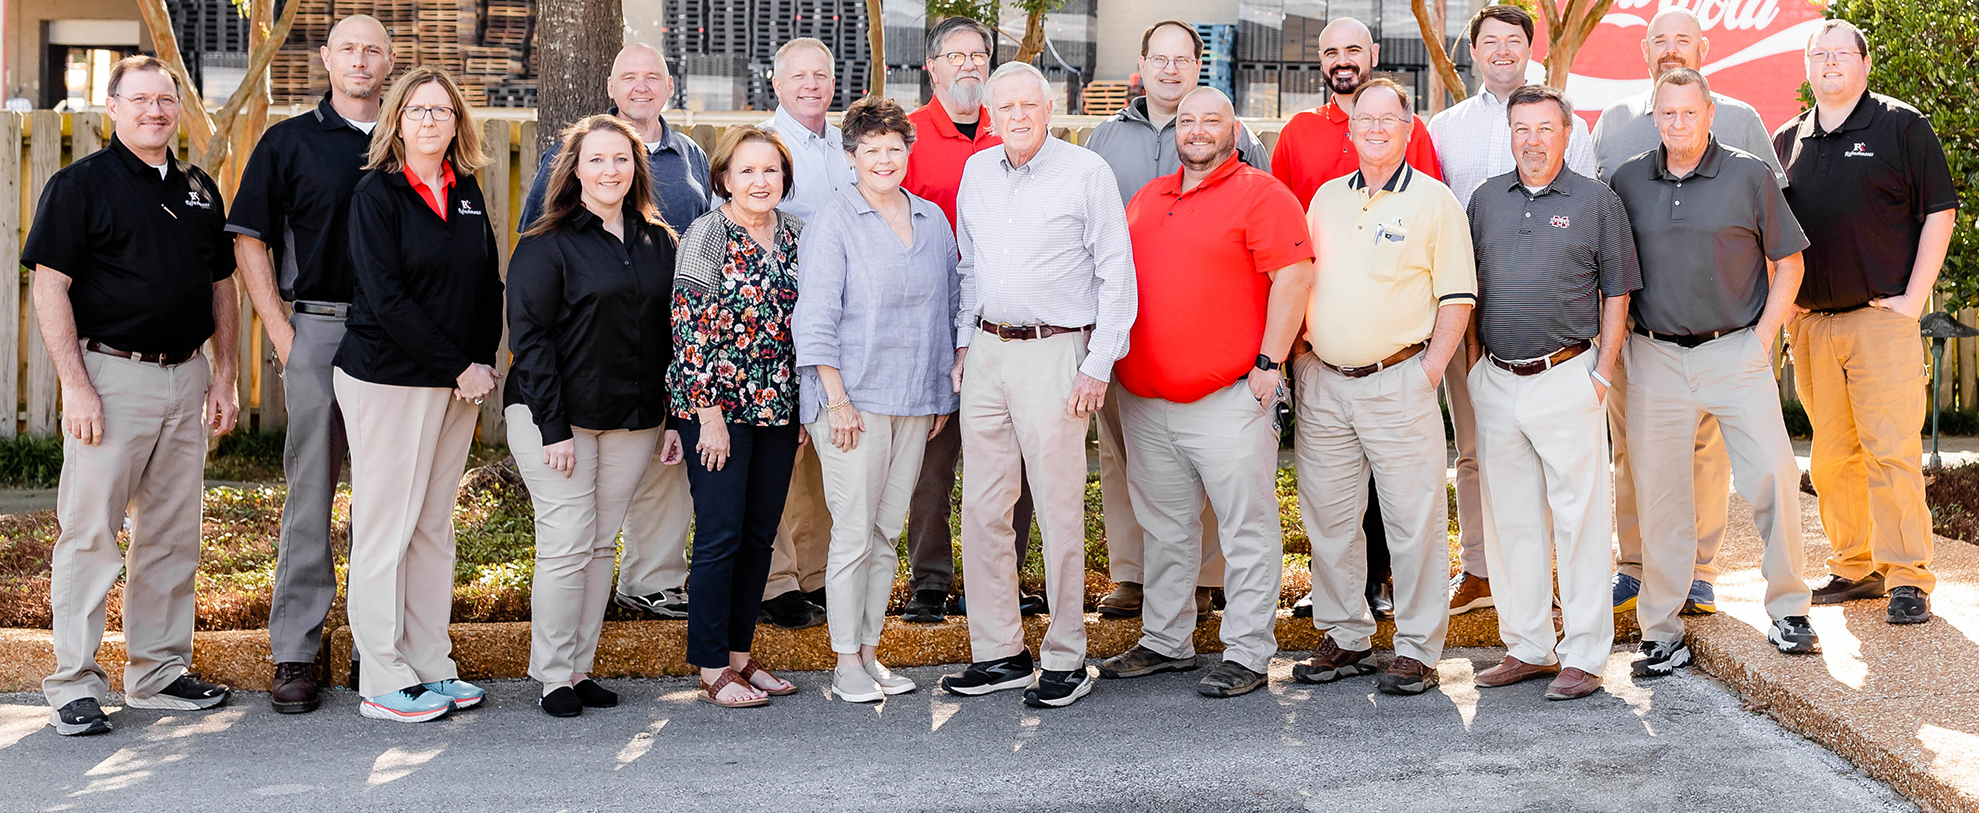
[
  {"left": 959, "top": 330, "right": 1092, "bottom": 672},
  {"left": 765, "top": 444, "right": 831, "bottom": 598},
  {"left": 1625, "top": 331, "right": 1810, "bottom": 642},
  {"left": 1116, "top": 382, "right": 1283, "bottom": 672},
  {"left": 506, "top": 404, "right": 659, "bottom": 687},
  {"left": 335, "top": 370, "right": 478, "bottom": 698},
  {"left": 1097, "top": 387, "right": 1226, "bottom": 588},
  {"left": 44, "top": 352, "right": 212, "bottom": 708},
  {"left": 614, "top": 442, "right": 693, "bottom": 599},
  {"left": 1292, "top": 354, "right": 1452, "bottom": 665},
  {"left": 1469, "top": 352, "right": 1615, "bottom": 672},
  {"left": 808, "top": 412, "right": 934, "bottom": 653},
  {"left": 1609, "top": 346, "right": 1733, "bottom": 586}
]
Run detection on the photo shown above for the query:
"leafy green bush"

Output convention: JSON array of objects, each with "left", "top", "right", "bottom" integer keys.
[{"left": 0, "top": 435, "right": 63, "bottom": 488}]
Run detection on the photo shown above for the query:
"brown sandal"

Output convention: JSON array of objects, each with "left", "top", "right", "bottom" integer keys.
[
  {"left": 698, "top": 668, "right": 769, "bottom": 708},
  {"left": 737, "top": 659, "right": 799, "bottom": 696}
]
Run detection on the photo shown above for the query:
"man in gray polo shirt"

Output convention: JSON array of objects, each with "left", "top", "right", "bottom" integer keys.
[
  {"left": 1610, "top": 69, "right": 1817, "bottom": 678},
  {"left": 1465, "top": 85, "right": 1638, "bottom": 702},
  {"left": 1591, "top": 7, "right": 1785, "bottom": 618}
]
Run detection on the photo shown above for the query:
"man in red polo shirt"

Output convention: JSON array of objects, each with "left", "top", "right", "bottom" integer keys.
[
  {"left": 1096, "top": 88, "right": 1314, "bottom": 699},
  {"left": 1271, "top": 17, "right": 1442, "bottom": 208}
]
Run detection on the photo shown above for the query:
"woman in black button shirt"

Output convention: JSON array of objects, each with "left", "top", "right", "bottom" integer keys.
[
  {"left": 333, "top": 67, "right": 502, "bottom": 724},
  {"left": 504, "top": 115, "right": 684, "bottom": 717}
]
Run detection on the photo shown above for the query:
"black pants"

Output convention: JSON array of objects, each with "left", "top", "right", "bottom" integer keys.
[
  {"left": 680, "top": 421, "right": 800, "bottom": 668},
  {"left": 1364, "top": 473, "right": 1392, "bottom": 587}
]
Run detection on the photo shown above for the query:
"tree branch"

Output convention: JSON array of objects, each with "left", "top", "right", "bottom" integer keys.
[
  {"left": 1413, "top": 0, "right": 1469, "bottom": 104},
  {"left": 199, "top": 0, "right": 301, "bottom": 168},
  {"left": 133, "top": 0, "right": 218, "bottom": 155}
]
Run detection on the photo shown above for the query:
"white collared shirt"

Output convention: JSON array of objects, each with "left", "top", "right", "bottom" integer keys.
[
  {"left": 760, "top": 106, "right": 857, "bottom": 224},
  {"left": 1428, "top": 85, "right": 1597, "bottom": 210}
]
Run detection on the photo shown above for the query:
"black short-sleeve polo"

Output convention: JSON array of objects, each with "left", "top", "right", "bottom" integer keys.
[
  {"left": 21, "top": 135, "right": 235, "bottom": 354},
  {"left": 1468, "top": 169, "right": 1642, "bottom": 360},
  {"left": 1773, "top": 91, "right": 1960, "bottom": 311},
  {"left": 226, "top": 94, "right": 375, "bottom": 304}
]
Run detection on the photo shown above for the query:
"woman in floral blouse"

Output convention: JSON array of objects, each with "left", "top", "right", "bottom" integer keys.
[{"left": 668, "top": 125, "right": 805, "bottom": 708}]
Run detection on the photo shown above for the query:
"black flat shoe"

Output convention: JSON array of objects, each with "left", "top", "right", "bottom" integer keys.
[
  {"left": 540, "top": 686, "right": 581, "bottom": 718},
  {"left": 573, "top": 679, "right": 618, "bottom": 708}
]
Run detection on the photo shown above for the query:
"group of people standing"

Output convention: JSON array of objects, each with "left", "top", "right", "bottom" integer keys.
[{"left": 26, "top": 3, "right": 1955, "bottom": 735}]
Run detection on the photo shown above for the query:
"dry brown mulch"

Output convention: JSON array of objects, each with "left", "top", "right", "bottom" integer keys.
[{"left": 1925, "top": 464, "right": 1979, "bottom": 544}]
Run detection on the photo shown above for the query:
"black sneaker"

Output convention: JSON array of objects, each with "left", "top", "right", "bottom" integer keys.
[
  {"left": 573, "top": 679, "right": 619, "bottom": 708},
  {"left": 614, "top": 588, "right": 689, "bottom": 620},
  {"left": 901, "top": 589, "right": 948, "bottom": 623},
  {"left": 1197, "top": 660, "right": 1268, "bottom": 698},
  {"left": 51, "top": 698, "right": 111, "bottom": 736},
  {"left": 803, "top": 587, "right": 828, "bottom": 610},
  {"left": 126, "top": 672, "right": 229, "bottom": 710},
  {"left": 1886, "top": 586, "right": 1932, "bottom": 625},
  {"left": 539, "top": 686, "right": 581, "bottom": 718},
  {"left": 1291, "top": 592, "right": 1314, "bottom": 619},
  {"left": 1630, "top": 639, "right": 1692, "bottom": 678},
  {"left": 1768, "top": 616, "right": 1820, "bottom": 654},
  {"left": 1023, "top": 667, "right": 1095, "bottom": 708},
  {"left": 1812, "top": 573, "right": 1887, "bottom": 605},
  {"left": 759, "top": 590, "right": 825, "bottom": 629},
  {"left": 1019, "top": 591, "right": 1048, "bottom": 617},
  {"left": 940, "top": 651, "right": 1035, "bottom": 696}
]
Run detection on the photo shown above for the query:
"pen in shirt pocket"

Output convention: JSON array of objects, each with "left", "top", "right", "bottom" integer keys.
[{"left": 160, "top": 204, "right": 177, "bottom": 219}]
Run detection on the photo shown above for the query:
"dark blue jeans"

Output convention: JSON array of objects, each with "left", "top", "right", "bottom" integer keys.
[{"left": 679, "top": 420, "right": 800, "bottom": 669}]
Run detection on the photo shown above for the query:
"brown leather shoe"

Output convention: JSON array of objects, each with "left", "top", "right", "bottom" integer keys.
[
  {"left": 1474, "top": 655, "right": 1560, "bottom": 688},
  {"left": 1291, "top": 637, "right": 1377, "bottom": 684},
  {"left": 270, "top": 662, "right": 320, "bottom": 714},
  {"left": 1097, "top": 582, "right": 1143, "bottom": 618},
  {"left": 1375, "top": 656, "right": 1439, "bottom": 695},
  {"left": 1449, "top": 572, "right": 1493, "bottom": 615},
  {"left": 1194, "top": 586, "right": 1214, "bottom": 620},
  {"left": 1544, "top": 667, "right": 1603, "bottom": 700}
]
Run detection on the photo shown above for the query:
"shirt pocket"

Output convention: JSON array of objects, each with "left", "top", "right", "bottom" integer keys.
[{"left": 1369, "top": 223, "right": 1410, "bottom": 281}]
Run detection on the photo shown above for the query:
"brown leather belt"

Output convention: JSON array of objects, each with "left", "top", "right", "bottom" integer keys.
[
  {"left": 979, "top": 319, "right": 1093, "bottom": 342},
  {"left": 1321, "top": 341, "right": 1426, "bottom": 378},
  {"left": 85, "top": 340, "right": 198, "bottom": 367},
  {"left": 1489, "top": 339, "right": 1591, "bottom": 377}
]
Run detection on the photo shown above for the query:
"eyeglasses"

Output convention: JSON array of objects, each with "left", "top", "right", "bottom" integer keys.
[
  {"left": 115, "top": 94, "right": 179, "bottom": 111},
  {"left": 1144, "top": 55, "right": 1199, "bottom": 71},
  {"left": 1351, "top": 115, "right": 1408, "bottom": 131},
  {"left": 402, "top": 105, "right": 456, "bottom": 122},
  {"left": 936, "top": 51, "right": 991, "bottom": 67},
  {"left": 1806, "top": 49, "right": 1863, "bottom": 63}
]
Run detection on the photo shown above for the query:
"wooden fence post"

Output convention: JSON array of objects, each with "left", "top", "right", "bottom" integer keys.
[
  {"left": 476, "top": 118, "right": 515, "bottom": 444},
  {"left": 0, "top": 113, "right": 19, "bottom": 438},
  {"left": 23, "top": 111, "right": 64, "bottom": 436}
]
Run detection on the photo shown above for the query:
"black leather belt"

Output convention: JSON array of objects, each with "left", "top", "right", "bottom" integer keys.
[
  {"left": 979, "top": 319, "right": 1092, "bottom": 341},
  {"left": 1631, "top": 324, "right": 1751, "bottom": 349},
  {"left": 85, "top": 340, "right": 198, "bottom": 367},
  {"left": 1489, "top": 339, "right": 1591, "bottom": 376},
  {"left": 1809, "top": 303, "right": 1871, "bottom": 315},
  {"left": 293, "top": 301, "right": 351, "bottom": 318}
]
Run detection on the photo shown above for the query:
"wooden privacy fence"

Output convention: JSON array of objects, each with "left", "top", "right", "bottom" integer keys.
[{"left": 1, "top": 112, "right": 1970, "bottom": 443}]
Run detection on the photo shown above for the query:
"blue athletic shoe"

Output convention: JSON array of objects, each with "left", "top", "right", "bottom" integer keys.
[
  {"left": 1682, "top": 580, "right": 1717, "bottom": 615},
  {"left": 422, "top": 679, "right": 485, "bottom": 709},
  {"left": 1612, "top": 572, "right": 1641, "bottom": 613},
  {"left": 360, "top": 686, "right": 453, "bottom": 723}
]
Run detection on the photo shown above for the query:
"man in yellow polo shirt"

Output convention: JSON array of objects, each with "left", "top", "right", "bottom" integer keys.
[{"left": 1290, "top": 78, "right": 1476, "bottom": 696}]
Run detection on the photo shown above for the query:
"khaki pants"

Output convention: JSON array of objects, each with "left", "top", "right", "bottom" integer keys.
[
  {"left": 1625, "top": 332, "right": 1810, "bottom": 642},
  {"left": 1791, "top": 308, "right": 1934, "bottom": 592},
  {"left": 1469, "top": 352, "right": 1614, "bottom": 673},
  {"left": 1098, "top": 385, "right": 1225, "bottom": 588},
  {"left": 808, "top": 412, "right": 934, "bottom": 654},
  {"left": 1292, "top": 353, "right": 1451, "bottom": 665},
  {"left": 614, "top": 436, "right": 693, "bottom": 598},
  {"left": 335, "top": 371, "right": 478, "bottom": 698},
  {"left": 959, "top": 331, "right": 1092, "bottom": 672},
  {"left": 1443, "top": 341, "right": 1488, "bottom": 579},
  {"left": 506, "top": 405, "right": 658, "bottom": 687},
  {"left": 764, "top": 442, "right": 830, "bottom": 598},
  {"left": 44, "top": 352, "right": 211, "bottom": 708},
  {"left": 1610, "top": 345, "right": 1731, "bottom": 583},
  {"left": 1117, "top": 383, "right": 1282, "bottom": 672}
]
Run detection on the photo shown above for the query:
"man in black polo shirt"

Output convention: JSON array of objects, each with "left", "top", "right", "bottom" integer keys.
[
  {"left": 228, "top": 14, "right": 393, "bottom": 714},
  {"left": 1775, "top": 20, "right": 1959, "bottom": 626},
  {"left": 1611, "top": 69, "right": 1817, "bottom": 679},
  {"left": 1465, "top": 84, "right": 1639, "bottom": 701},
  {"left": 24, "top": 56, "right": 239, "bottom": 736}
]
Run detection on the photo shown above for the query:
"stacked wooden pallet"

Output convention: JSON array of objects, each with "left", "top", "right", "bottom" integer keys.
[
  {"left": 270, "top": 0, "right": 536, "bottom": 107},
  {"left": 482, "top": 0, "right": 531, "bottom": 47},
  {"left": 269, "top": 48, "right": 325, "bottom": 106},
  {"left": 1081, "top": 80, "right": 1131, "bottom": 115}
]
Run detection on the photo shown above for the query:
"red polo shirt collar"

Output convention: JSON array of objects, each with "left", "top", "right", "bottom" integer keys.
[
  {"left": 1150, "top": 153, "right": 1248, "bottom": 200},
  {"left": 405, "top": 161, "right": 456, "bottom": 221}
]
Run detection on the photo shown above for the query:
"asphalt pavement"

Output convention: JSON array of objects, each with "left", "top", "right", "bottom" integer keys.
[{"left": 0, "top": 648, "right": 1915, "bottom": 813}]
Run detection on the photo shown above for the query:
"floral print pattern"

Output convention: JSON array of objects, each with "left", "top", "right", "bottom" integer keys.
[{"left": 668, "top": 212, "right": 800, "bottom": 425}]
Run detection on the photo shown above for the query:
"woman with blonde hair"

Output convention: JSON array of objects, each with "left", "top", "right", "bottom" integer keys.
[
  {"left": 335, "top": 67, "right": 502, "bottom": 723},
  {"left": 507, "top": 114, "right": 684, "bottom": 717}
]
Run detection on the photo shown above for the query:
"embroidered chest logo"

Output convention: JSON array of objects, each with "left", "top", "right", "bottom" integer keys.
[
  {"left": 184, "top": 189, "right": 213, "bottom": 210},
  {"left": 1550, "top": 215, "right": 1570, "bottom": 229},
  {"left": 457, "top": 199, "right": 483, "bottom": 216},
  {"left": 1845, "top": 142, "right": 1875, "bottom": 158}
]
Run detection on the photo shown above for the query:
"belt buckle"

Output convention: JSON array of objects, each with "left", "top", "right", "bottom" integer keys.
[{"left": 997, "top": 321, "right": 1014, "bottom": 342}]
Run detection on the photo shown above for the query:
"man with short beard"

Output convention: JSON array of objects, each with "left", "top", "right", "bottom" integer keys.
[
  {"left": 230, "top": 14, "right": 393, "bottom": 714},
  {"left": 1098, "top": 88, "right": 1311, "bottom": 699},
  {"left": 1271, "top": 17, "right": 1441, "bottom": 208}
]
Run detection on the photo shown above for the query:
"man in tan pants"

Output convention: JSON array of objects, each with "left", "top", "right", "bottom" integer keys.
[
  {"left": 938, "top": 62, "right": 1136, "bottom": 710},
  {"left": 24, "top": 55, "right": 241, "bottom": 735}
]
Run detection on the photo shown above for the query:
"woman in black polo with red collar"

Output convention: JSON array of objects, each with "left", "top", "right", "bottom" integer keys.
[{"left": 333, "top": 66, "right": 502, "bottom": 724}]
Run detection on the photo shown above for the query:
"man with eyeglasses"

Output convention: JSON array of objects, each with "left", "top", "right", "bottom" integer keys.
[
  {"left": 1591, "top": 8, "right": 1785, "bottom": 620},
  {"left": 1290, "top": 78, "right": 1473, "bottom": 697},
  {"left": 1081, "top": 19, "right": 1272, "bottom": 623},
  {"left": 1774, "top": 20, "right": 1958, "bottom": 626},
  {"left": 228, "top": 13, "right": 393, "bottom": 715},
  {"left": 1610, "top": 69, "right": 1817, "bottom": 679},
  {"left": 25, "top": 55, "right": 240, "bottom": 736}
]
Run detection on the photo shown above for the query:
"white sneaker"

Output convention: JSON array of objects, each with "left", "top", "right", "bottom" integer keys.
[
  {"left": 863, "top": 660, "right": 917, "bottom": 695},
  {"left": 832, "top": 665, "right": 884, "bottom": 703}
]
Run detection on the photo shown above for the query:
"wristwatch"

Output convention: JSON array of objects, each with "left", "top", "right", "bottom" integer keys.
[{"left": 1254, "top": 354, "right": 1281, "bottom": 372}]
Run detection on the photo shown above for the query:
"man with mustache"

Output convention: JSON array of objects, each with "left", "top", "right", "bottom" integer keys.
[
  {"left": 1591, "top": 7, "right": 1786, "bottom": 620},
  {"left": 518, "top": 42, "right": 707, "bottom": 628},
  {"left": 230, "top": 14, "right": 392, "bottom": 714},
  {"left": 1099, "top": 88, "right": 1311, "bottom": 699}
]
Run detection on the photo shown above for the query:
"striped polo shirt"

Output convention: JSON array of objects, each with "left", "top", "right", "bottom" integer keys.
[
  {"left": 1306, "top": 163, "right": 1477, "bottom": 368},
  {"left": 1467, "top": 169, "right": 1642, "bottom": 360}
]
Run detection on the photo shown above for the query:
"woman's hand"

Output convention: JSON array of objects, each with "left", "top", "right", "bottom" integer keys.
[
  {"left": 543, "top": 438, "right": 576, "bottom": 478},
  {"left": 696, "top": 411, "right": 732, "bottom": 471},
  {"left": 660, "top": 429, "right": 685, "bottom": 466},
  {"left": 454, "top": 363, "right": 498, "bottom": 403},
  {"left": 828, "top": 402, "right": 865, "bottom": 452}
]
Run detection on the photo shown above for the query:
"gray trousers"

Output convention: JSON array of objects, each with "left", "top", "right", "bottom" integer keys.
[{"left": 266, "top": 311, "right": 349, "bottom": 664}]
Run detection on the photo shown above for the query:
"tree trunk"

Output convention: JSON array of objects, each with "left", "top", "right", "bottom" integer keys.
[
  {"left": 1012, "top": 6, "right": 1046, "bottom": 63},
  {"left": 1542, "top": 0, "right": 1617, "bottom": 89},
  {"left": 866, "top": 0, "right": 885, "bottom": 95},
  {"left": 537, "top": 0, "right": 623, "bottom": 153},
  {"left": 1413, "top": 0, "right": 1467, "bottom": 108}
]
